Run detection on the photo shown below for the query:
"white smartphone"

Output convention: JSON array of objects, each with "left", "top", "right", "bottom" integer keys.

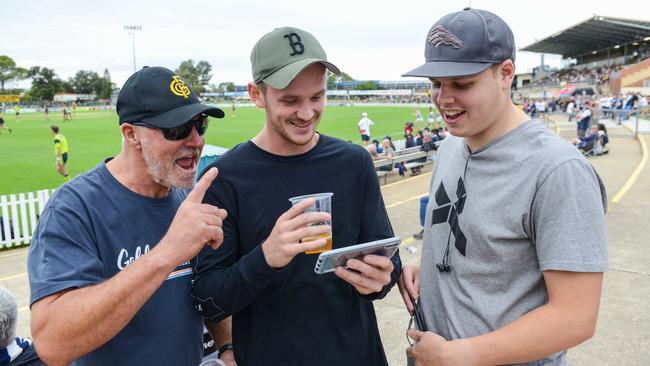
[{"left": 314, "top": 236, "right": 400, "bottom": 274}]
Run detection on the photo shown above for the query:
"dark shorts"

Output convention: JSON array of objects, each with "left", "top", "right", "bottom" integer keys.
[
  {"left": 61, "top": 152, "right": 68, "bottom": 165},
  {"left": 361, "top": 134, "right": 370, "bottom": 141}
]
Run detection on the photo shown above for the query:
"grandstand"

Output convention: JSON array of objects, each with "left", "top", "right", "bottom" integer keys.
[
  {"left": 328, "top": 79, "right": 432, "bottom": 104},
  {"left": 516, "top": 15, "right": 650, "bottom": 99},
  {"left": 332, "top": 79, "right": 430, "bottom": 91}
]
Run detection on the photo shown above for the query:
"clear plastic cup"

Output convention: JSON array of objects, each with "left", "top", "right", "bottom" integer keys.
[{"left": 288, "top": 192, "right": 333, "bottom": 254}]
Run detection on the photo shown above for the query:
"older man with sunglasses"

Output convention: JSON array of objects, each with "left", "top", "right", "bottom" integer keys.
[{"left": 27, "top": 67, "right": 233, "bottom": 366}]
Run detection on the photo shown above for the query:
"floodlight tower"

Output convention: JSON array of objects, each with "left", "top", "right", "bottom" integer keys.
[{"left": 123, "top": 25, "right": 142, "bottom": 73}]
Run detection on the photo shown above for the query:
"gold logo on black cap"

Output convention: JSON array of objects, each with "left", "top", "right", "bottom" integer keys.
[
  {"left": 427, "top": 26, "right": 463, "bottom": 49},
  {"left": 170, "top": 75, "right": 191, "bottom": 99}
]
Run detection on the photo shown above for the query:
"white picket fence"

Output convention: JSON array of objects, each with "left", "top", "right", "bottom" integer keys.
[{"left": 1, "top": 189, "right": 55, "bottom": 249}]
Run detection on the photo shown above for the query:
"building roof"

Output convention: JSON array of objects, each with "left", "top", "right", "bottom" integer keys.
[{"left": 521, "top": 16, "right": 650, "bottom": 58}]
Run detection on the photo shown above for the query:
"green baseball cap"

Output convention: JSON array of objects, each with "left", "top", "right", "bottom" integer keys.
[{"left": 251, "top": 26, "right": 340, "bottom": 89}]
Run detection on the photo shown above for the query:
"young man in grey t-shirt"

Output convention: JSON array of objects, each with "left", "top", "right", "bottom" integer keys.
[{"left": 399, "top": 8, "right": 607, "bottom": 365}]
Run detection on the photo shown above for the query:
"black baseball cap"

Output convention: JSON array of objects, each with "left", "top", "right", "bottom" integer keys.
[
  {"left": 117, "top": 66, "right": 224, "bottom": 128},
  {"left": 403, "top": 8, "right": 516, "bottom": 78}
]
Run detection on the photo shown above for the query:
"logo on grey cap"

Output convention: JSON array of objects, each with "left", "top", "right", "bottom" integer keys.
[
  {"left": 284, "top": 33, "right": 305, "bottom": 56},
  {"left": 427, "top": 25, "right": 463, "bottom": 49}
]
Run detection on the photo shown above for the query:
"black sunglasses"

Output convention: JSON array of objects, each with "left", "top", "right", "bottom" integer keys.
[{"left": 132, "top": 115, "right": 209, "bottom": 141}]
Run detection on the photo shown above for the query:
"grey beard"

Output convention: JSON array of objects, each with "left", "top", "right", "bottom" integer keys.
[{"left": 140, "top": 143, "right": 195, "bottom": 189}]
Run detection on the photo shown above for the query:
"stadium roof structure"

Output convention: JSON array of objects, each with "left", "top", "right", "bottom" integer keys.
[{"left": 521, "top": 16, "right": 650, "bottom": 59}]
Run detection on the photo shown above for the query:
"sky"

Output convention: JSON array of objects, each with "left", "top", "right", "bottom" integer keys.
[{"left": 2, "top": 0, "right": 649, "bottom": 89}]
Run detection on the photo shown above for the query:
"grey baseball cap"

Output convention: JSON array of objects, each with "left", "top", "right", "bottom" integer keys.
[
  {"left": 251, "top": 26, "right": 340, "bottom": 89},
  {"left": 403, "top": 8, "right": 516, "bottom": 78}
]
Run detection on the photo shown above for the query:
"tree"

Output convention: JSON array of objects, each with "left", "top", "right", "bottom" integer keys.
[
  {"left": 67, "top": 69, "right": 113, "bottom": 99},
  {"left": 0, "top": 55, "right": 28, "bottom": 93},
  {"left": 20, "top": 92, "right": 33, "bottom": 104},
  {"left": 96, "top": 69, "right": 114, "bottom": 100},
  {"left": 175, "top": 59, "right": 213, "bottom": 94},
  {"left": 218, "top": 82, "right": 235, "bottom": 92},
  {"left": 355, "top": 80, "right": 378, "bottom": 90},
  {"left": 60, "top": 80, "right": 74, "bottom": 93},
  {"left": 27, "top": 66, "right": 65, "bottom": 101},
  {"left": 69, "top": 70, "right": 101, "bottom": 94},
  {"left": 327, "top": 71, "right": 354, "bottom": 89}
]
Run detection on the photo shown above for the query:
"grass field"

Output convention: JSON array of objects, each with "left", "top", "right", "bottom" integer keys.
[{"left": 0, "top": 105, "right": 422, "bottom": 195}]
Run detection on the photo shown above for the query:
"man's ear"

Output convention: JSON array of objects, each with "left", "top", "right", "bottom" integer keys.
[
  {"left": 248, "top": 82, "right": 266, "bottom": 108},
  {"left": 121, "top": 123, "right": 141, "bottom": 150},
  {"left": 499, "top": 60, "right": 516, "bottom": 89}
]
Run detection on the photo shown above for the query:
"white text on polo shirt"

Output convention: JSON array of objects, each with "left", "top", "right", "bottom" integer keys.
[{"left": 117, "top": 245, "right": 150, "bottom": 270}]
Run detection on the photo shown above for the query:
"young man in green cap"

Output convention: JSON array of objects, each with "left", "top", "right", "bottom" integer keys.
[
  {"left": 398, "top": 8, "right": 607, "bottom": 366},
  {"left": 192, "top": 27, "right": 401, "bottom": 366}
]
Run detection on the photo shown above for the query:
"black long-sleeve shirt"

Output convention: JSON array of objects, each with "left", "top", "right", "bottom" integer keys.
[{"left": 192, "top": 134, "right": 401, "bottom": 366}]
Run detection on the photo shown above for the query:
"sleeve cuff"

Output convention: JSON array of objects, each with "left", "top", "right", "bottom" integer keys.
[{"left": 238, "top": 245, "right": 278, "bottom": 287}]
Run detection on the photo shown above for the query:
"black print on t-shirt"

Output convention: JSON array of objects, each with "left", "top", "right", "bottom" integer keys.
[{"left": 430, "top": 178, "right": 467, "bottom": 256}]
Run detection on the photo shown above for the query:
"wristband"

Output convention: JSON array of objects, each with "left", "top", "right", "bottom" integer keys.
[{"left": 218, "top": 343, "right": 233, "bottom": 358}]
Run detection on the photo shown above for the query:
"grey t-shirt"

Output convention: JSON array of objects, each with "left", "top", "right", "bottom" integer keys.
[
  {"left": 420, "top": 120, "right": 607, "bottom": 365},
  {"left": 28, "top": 161, "right": 203, "bottom": 366}
]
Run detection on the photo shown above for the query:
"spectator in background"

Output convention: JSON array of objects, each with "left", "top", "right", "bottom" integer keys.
[
  {"left": 405, "top": 132, "right": 416, "bottom": 148},
  {"left": 421, "top": 127, "right": 432, "bottom": 142},
  {"left": 0, "top": 287, "right": 44, "bottom": 365},
  {"left": 566, "top": 99, "right": 576, "bottom": 121},
  {"left": 534, "top": 99, "right": 546, "bottom": 117},
  {"left": 572, "top": 123, "right": 609, "bottom": 156},
  {"left": 439, "top": 127, "right": 449, "bottom": 139},
  {"left": 384, "top": 135, "right": 396, "bottom": 151},
  {"left": 528, "top": 100, "right": 537, "bottom": 117},
  {"left": 576, "top": 103, "right": 592, "bottom": 137},
  {"left": 372, "top": 139, "right": 384, "bottom": 154},
  {"left": 415, "top": 130, "right": 424, "bottom": 146},
  {"left": 427, "top": 107, "right": 436, "bottom": 128},
  {"left": 378, "top": 138, "right": 396, "bottom": 173},
  {"left": 414, "top": 108, "right": 424, "bottom": 128},
  {"left": 571, "top": 124, "right": 600, "bottom": 152},
  {"left": 358, "top": 112, "right": 374, "bottom": 145},
  {"left": 431, "top": 129, "right": 441, "bottom": 143},
  {"left": 638, "top": 94, "right": 649, "bottom": 118},
  {"left": 404, "top": 121, "right": 414, "bottom": 136},
  {"left": 412, "top": 196, "right": 429, "bottom": 240},
  {"left": 365, "top": 144, "right": 381, "bottom": 160},
  {"left": 598, "top": 123, "right": 609, "bottom": 154}
]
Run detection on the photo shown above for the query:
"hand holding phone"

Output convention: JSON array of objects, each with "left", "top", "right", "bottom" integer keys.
[{"left": 314, "top": 237, "right": 400, "bottom": 274}]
